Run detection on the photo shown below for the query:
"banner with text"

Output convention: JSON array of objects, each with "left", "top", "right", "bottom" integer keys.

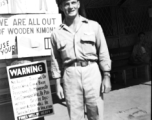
[
  {"left": 0, "top": 14, "right": 61, "bottom": 59},
  {"left": 0, "top": 0, "right": 58, "bottom": 14},
  {"left": 7, "top": 60, "right": 54, "bottom": 120}
]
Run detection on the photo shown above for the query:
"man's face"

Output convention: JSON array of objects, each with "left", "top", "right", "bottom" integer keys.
[{"left": 60, "top": 0, "right": 80, "bottom": 18}]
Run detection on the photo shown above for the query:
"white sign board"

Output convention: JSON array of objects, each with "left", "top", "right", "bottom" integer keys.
[
  {"left": 0, "top": 0, "right": 58, "bottom": 14},
  {"left": 0, "top": 14, "right": 62, "bottom": 59},
  {"left": 7, "top": 60, "right": 54, "bottom": 120}
]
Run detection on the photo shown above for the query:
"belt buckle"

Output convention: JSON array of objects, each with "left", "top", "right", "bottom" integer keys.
[{"left": 81, "top": 61, "right": 88, "bottom": 67}]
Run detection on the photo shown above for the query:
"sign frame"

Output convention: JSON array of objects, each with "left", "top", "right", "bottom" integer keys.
[{"left": 7, "top": 60, "right": 54, "bottom": 120}]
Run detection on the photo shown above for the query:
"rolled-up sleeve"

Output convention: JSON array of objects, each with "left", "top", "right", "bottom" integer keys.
[
  {"left": 95, "top": 23, "right": 112, "bottom": 71},
  {"left": 50, "top": 33, "right": 62, "bottom": 78}
]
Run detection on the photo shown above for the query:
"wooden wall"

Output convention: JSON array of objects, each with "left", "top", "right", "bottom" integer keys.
[
  {"left": 86, "top": 6, "right": 152, "bottom": 82},
  {"left": 86, "top": 6, "right": 152, "bottom": 48}
]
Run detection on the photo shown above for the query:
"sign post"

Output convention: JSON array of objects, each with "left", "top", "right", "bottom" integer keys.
[{"left": 7, "top": 60, "right": 53, "bottom": 120}]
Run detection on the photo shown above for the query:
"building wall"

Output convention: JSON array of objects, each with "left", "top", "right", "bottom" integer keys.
[{"left": 86, "top": 6, "right": 152, "bottom": 82}]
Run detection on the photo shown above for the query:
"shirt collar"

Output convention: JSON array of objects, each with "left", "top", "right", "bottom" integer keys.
[{"left": 80, "top": 16, "right": 89, "bottom": 23}]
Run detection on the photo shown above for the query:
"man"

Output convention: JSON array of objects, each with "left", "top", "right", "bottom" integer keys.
[
  {"left": 50, "top": 0, "right": 112, "bottom": 120},
  {"left": 130, "top": 32, "right": 151, "bottom": 64}
]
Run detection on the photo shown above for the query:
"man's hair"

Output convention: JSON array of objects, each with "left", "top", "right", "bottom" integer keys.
[
  {"left": 56, "top": 0, "right": 80, "bottom": 7},
  {"left": 56, "top": 0, "right": 62, "bottom": 7}
]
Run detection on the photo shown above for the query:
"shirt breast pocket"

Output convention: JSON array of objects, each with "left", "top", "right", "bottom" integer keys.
[{"left": 81, "top": 33, "right": 96, "bottom": 55}]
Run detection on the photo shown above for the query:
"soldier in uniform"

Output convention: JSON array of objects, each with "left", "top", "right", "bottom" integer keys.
[{"left": 50, "top": 0, "right": 112, "bottom": 120}]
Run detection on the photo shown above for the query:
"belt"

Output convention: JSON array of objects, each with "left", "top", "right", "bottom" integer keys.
[{"left": 65, "top": 60, "right": 96, "bottom": 67}]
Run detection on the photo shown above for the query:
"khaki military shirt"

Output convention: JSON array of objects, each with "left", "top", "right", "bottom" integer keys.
[{"left": 50, "top": 16, "right": 111, "bottom": 78}]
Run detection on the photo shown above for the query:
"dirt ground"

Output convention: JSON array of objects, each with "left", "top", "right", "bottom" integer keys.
[{"left": 45, "top": 81, "right": 151, "bottom": 120}]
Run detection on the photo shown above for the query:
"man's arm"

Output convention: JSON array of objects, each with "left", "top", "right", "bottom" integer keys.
[
  {"left": 55, "top": 78, "right": 64, "bottom": 99},
  {"left": 95, "top": 23, "right": 112, "bottom": 93},
  {"left": 50, "top": 33, "right": 64, "bottom": 99}
]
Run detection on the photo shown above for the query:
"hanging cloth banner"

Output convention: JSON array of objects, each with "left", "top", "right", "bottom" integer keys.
[
  {"left": 0, "top": 0, "right": 10, "bottom": 14},
  {"left": 0, "top": 0, "right": 58, "bottom": 14}
]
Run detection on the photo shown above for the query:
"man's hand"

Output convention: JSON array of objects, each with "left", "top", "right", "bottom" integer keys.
[
  {"left": 101, "top": 76, "right": 112, "bottom": 93},
  {"left": 56, "top": 84, "right": 64, "bottom": 99},
  {"left": 56, "top": 78, "right": 64, "bottom": 99}
]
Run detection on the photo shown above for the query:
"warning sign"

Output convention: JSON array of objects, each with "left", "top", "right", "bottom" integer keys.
[{"left": 7, "top": 61, "right": 54, "bottom": 120}]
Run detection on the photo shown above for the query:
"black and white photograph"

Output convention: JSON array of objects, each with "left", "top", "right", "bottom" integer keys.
[{"left": 0, "top": 0, "right": 151, "bottom": 120}]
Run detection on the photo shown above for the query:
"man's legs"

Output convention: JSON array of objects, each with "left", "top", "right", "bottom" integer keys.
[
  {"left": 63, "top": 66, "right": 85, "bottom": 120},
  {"left": 63, "top": 62, "right": 103, "bottom": 120},
  {"left": 82, "top": 63, "right": 104, "bottom": 120}
]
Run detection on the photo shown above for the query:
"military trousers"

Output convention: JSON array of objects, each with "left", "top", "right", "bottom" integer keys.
[{"left": 63, "top": 62, "right": 104, "bottom": 120}]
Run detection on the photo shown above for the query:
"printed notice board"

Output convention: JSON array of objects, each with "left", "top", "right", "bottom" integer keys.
[
  {"left": 7, "top": 60, "right": 54, "bottom": 120},
  {"left": 0, "top": 14, "right": 61, "bottom": 59}
]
